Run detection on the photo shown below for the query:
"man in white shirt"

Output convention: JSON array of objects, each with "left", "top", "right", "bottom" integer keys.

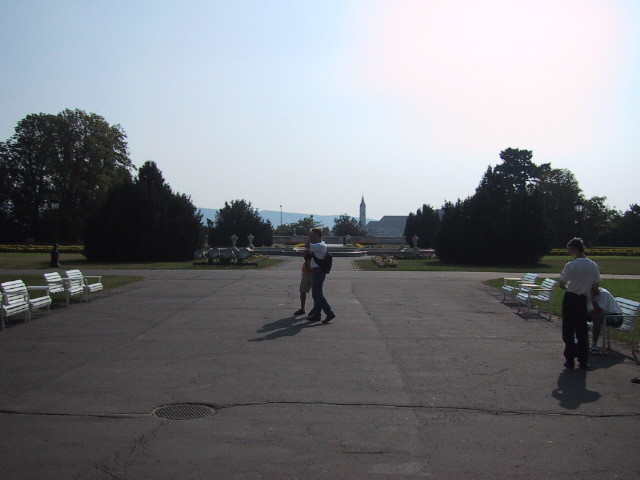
[
  {"left": 558, "top": 237, "right": 601, "bottom": 370},
  {"left": 588, "top": 287, "right": 623, "bottom": 354},
  {"left": 305, "top": 228, "right": 335, "bottom": 324}
]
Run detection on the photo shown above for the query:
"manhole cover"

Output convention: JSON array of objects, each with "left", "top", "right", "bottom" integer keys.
[{"left": 152, "top": 404, "right": 216, "bottom": 420}]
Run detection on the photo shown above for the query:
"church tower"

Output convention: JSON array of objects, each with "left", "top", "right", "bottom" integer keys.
[{"left": 359, "top": 196, "right": 366, "bottom": 228}]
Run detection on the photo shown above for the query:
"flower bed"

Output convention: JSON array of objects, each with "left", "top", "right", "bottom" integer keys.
[
  {"left": 548, "top": 248, "right": 640, "bottom": 256},
  {"left": 0, "top": 244, "right": 84, "bottom": 254},
  {"left": 371, "top": 255, "right": 398, "bottom": 268}
]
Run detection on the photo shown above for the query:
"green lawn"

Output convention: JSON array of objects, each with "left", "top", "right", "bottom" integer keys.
[
  {"left": 355, "top": 255, "right": 640, "bottom": 275},
  {"left": 0, "top": 252, "right": 283, "bottom": 270}
]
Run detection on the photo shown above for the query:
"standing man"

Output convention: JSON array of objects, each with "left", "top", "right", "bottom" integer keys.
[
  {"left": 558, "top": 237, "right": 601, "bottom": 370},
  {"left": 306, "top": 228, "right": 336, "bottom": 324}
]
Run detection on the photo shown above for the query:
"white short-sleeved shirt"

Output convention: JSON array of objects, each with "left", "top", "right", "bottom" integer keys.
[
  {"left": 559, "top": 257, "right": 601, "bottom": 296},
  {"left": 593, "top": 288, "right": 623, "bottom": 314},
  {"left": 309, "top": 241, "right": 327, "bottom": 269}
]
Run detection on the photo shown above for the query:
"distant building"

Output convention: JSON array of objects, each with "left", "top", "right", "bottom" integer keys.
[
  {"left": 365, "top": 216, "right": 408, "bottom": 237},
  {"left": 359, "top": 196, "right": 366, "bottom": 228}
]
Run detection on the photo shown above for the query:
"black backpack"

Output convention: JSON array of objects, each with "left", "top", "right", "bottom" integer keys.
[{"left": 312, "top": 252, "right": 333, "bottom": 274}]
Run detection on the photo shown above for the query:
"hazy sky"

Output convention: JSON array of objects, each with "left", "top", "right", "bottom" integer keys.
[{"left": 1, "top": 0, "right": 638, "bottom": 220}]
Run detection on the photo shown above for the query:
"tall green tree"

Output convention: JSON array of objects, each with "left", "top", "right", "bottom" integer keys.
[
  {"left": 605, "top": 204, "right": 640, "bottom": 247},
  {"left": 581, "top": 196, "right": 620, "bottom": 245},
  {"left": 536, "top": 168, "right": 583, "bottom": 247},
  {"left": 403, "top": 204, "right": 440, "bottom": 248},
  {"left": 494, "top": 147, "right": 550, "bottom": 192},
  {"left": 84, "top": 161, "right": 203, "bottom": 261},
  {"left": 434, "top": 150, "right": 549, "bottom": 265},
  {"left": 332, "top": 214, "right": 366, "bottom": 236},
  {"left": 0, "top": 109, "right": 133, "bottom": 242},
  {"left": 208, "top": 199, "right": 273, "bottom": 247}
]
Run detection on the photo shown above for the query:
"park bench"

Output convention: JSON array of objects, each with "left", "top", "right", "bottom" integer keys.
[
  {"left": 600, "top": 297, "right": 640, "bottom": 362},
  {"left": 44, "top": 271, "right": 85, "bottom": 306},
  {"left": 65, "top": 270, "right": 103, "bottom": 301},
  {"left": 501, "top": 273, "right": 539, "bottom": 302},
  {"left": 1, "top": 280, "right": 51, "bottom": 330},
  {"left": 515, "top": 278, "right": 557, "bottom": 320}
]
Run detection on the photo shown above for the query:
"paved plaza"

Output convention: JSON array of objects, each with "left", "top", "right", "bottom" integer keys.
[{"left": 1, "top": 257, "right": 639, "bottom": 479}]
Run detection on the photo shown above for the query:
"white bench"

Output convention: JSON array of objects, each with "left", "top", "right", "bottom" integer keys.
[
  {"left": 515, "top": 278, "right": 557, "bottom": 320},
  {"left": 44, "top": 271, "right": 84, "bottom": 306},
  {"left": 1, "top": 280, "right": 51, "bottom": 330},
  {"left": 65, "top": 269, "right": 103, "bottom": 302},
  {"left": 501, "top": 273, "right": 539, "bottom": 302},
  {"left": 601, "top": 297, "right": 640, "bottom": 362}
]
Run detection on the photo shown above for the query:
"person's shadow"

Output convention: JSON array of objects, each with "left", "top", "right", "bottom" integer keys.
[
  {"left": 248, "top": 316, "right": 322, "bottom": 342},
  {"left": 551, "top": 370, "right": 601, "bottom": 410}
]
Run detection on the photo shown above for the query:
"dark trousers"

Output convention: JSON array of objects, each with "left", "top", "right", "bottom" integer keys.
[
  {"left": 310, "top": 268, "right": 332, "bottom": 316},
  {"left": 562, "top": 292, "right": 589, "bottom": 365}
]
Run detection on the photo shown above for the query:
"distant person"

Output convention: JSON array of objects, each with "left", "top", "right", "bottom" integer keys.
[
  {"left": 558, "top": 237, "right": 601, "bottom": 370},
  {"left": 293, "top": 256, "right": 312, "bottom": 316},
  {"left": 305, "top": 228, "right": 335, "bottom": 324},
  {"left": 587, "top": 287, "right": 623, "bottom": 354}
]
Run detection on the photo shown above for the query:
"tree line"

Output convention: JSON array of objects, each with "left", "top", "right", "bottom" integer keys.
[
  {"left": 2, "top": 111, "right": 637, "bottom": 264},
  {"left": 403, "top": 148, "right": 639, "bottom": 265}
]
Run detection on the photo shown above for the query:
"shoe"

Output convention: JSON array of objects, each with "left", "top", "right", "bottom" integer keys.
[
  {"left": 563, "top": 360, "right": 575, "bottom": 370},
  {"left": 322, "top": 312, "right": 336, "bottom": 324},
  {"left": 631, "top": 377, "right": 640, "bottom": 384},
  {"left": 307, "top": 315, "right": 320, "bottom": 322},
  {"left": 293, "top": 309, "right": 305, "bottom": 316},
  {"left": 590, "top": 346, "right": 601, "bottom": 355}
]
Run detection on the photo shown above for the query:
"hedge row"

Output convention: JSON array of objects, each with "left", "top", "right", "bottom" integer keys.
[
  {"left": 0, "top": 244, "right": 85, "bottom": 254},
  {"left": 548, "top": 248, "right": 640, "bottom": 257}
]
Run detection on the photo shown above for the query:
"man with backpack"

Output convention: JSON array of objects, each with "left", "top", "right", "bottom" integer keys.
[{"left": 305, "top": 228, "right": 335, "bottom": 324}]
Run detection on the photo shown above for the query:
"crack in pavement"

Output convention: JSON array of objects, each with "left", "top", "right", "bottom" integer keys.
[{"left": 2, "top": 399, "right": 639, "bottom": 420}]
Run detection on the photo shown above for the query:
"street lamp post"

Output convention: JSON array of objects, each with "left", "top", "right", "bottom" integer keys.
[
  {"left": 49, "top": 199, "right": 60, "bottom": 268},
  {"left": 280, "top": 205, "right": 282, "bottom": 227},
  {"left": 575, "top": 201, "right": 584, "bottom": 238}
]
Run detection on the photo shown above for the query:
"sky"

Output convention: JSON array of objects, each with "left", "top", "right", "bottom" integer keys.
[{"left": 1, "top": 0, "right": 639, "bottom": 220}]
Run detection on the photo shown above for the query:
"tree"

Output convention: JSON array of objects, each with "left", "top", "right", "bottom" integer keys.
[
  {"left": 581, "top": 196, "right": 620, "bottom": 246},
  {"left": 84, "top": 162, "right": 203, "bottom": 261},
  {"left": 403, "top": 204, "right": 440, "bottom": 248},
  {"left": 494, "top": 147, "right": 550, "bottom": 192},
  {"left": 208, "top": 199, "right": 273, "bottom": 247},
  {"left": 274, "top": 216, "right": 328, "bottom": 236},
  {"left": 433, "top": 150, "right": 549, "bottom": 265},
  {"left": 606, "top": 204, "right": 640, "bottom": 246},
  {"left": 332, "top": 214, "right": 366, "bottom": 236},
  {"left": 0, "top": 109, "right": 133, "bottom": 242},
  {"left": 536, "top": 168, "right": 583, "bottom": 247}
]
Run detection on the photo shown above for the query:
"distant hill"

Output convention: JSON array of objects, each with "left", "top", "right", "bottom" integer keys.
[{"left": 197, "top": 208, "right": 376, "bottom": 228}]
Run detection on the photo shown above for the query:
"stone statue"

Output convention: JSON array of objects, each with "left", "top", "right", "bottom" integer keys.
[{"left": 247, "top": 233, "right": 255, "bottom": 250}]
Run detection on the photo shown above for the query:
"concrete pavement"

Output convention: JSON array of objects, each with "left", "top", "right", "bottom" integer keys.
[{"left": 1, "top": 257, "right": 639, "bottom": 479}]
